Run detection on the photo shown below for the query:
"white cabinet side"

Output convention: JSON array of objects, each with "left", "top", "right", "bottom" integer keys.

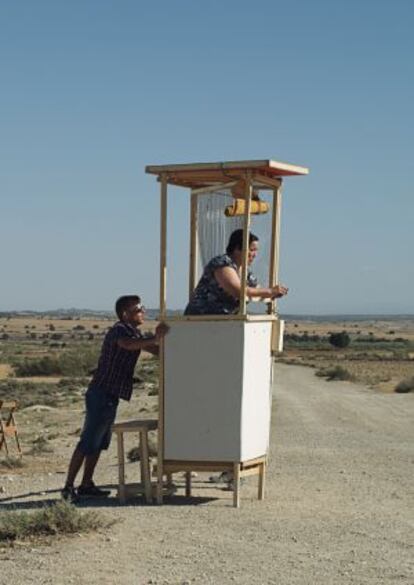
[{"left": 240, "top": 322, "right": 272, "bottom": 461}]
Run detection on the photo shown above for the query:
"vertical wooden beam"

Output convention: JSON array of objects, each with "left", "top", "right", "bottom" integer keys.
[
  {"left": 185, "top": 471, "right": 192, "bottom": 498},
  {"left": 268, "top": 183, "right": 283, "bottom": 315},
  {"left": 233, "top": 462, "right": 241, "bottom": 508},
  {"left": 157, "top": 174, "right": 168, "bottom": 505},
  {"left": 189, "top": 190, "right": 198, "bottom": 297},
  {"left": 140, "top": 430, "right": 152, "bottom": 504},
  {"left": 239, "top": 173, "right": 253, "bottom": 315},
  {"left": 159, "top": 174, "right": 168, "bottom": 319},
  {"left": 258, "top": 460, "right": 266, "bottom": 500},
  {"left": 116, "top": 432, "right": 126, "bottom": 504}
]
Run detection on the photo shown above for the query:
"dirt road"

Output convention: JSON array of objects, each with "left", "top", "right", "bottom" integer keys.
[{"left": 1, "top": 364, "right": 413, "bottom": 585}]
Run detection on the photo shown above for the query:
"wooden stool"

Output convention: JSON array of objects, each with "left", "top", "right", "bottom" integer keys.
[
  {"left": 111, "top": 419, "right": 157, "bottom": 504},
  {"left": 0, "top": 400, "right": 22, "bottom": 458}
]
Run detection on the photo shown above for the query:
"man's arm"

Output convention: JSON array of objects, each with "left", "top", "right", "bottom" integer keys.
[{"left": 117, "top": 322, "right": 169, "bottom": 353}]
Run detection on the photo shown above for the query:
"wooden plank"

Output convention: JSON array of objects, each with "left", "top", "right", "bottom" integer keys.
[
  {"left": 146, "top": 159, "right": 309, "bottom": 176},
  {"left": 163, "top": 457, "right": 265, "bottom": 472},
  {"left": 233, "top": 463, "right": 241, "bottom": 508},
  {"left": 166, "top": 314, "right": 246, "bottom": 322},
  {"left": 163, "top": 460, "right": 233, "bottom": 473},
  {"left": 185, "top": 471, "right": 192, "bottom": 497},
  {"left": 239, "top": 174, "right": 253, "bottom": 315},
  {"left": 140, "top": 430, "right": 152, "bottom": 504},
  {"left": 157, "top": 175, "right": 168, "bottom": 506},
  {"left": 258, "top": 461, "right": 266, "bottom": 500},
  {"left": 165, "top": 314, "right": 277, "bottom": 323},
  {"left": 191, "top": 180, "right": 237, "bottom": 195},
  {"left": 252, "top": 173, "right": 282, "bottom": 190},
  {"left": 240, "top": 456, "right": 267, "bottom": 468},
  {"left": 159, "top": 174, "right": 168, "bottom": 319},
  {"left": 157, "top": 336, "right": 165, "bottom": 505},
  {"left": 3, "top": 425, "right": 17, "bottom": 436},
  {"left": 189, "top": 191, "right": 198, "bottom": 296},
  {"left": 116, "top": 432, "right": 126, "bottom": 504},
  {"left": 0, "top": 401, "right": 17, "bottom": 410},
  {"left": 268, "top": 184, "right": 282, "bottom": 315},
  {"left": 240, "top": 466, "right": 261, "bottom": 478},
  {"left": 112, "top": 419, "right": 158, "bottom": 433}
]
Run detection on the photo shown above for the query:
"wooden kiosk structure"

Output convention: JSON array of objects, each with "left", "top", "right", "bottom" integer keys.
[{"left": 146, "top": 159, "right": 308, "bottom": 507}]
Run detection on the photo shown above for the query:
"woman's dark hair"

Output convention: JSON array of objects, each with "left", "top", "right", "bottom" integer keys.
[
  {"left": 226, "top": 229, "right": 259, "bottom": 255},
  {"left": 115, "top": 295, "right": 141, "bottom": 319}
]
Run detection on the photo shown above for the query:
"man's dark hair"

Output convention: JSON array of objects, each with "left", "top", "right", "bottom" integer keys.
[
  {"left": 226, "top": 229, "right": 259, "bottom": 255},
  {"left": 115, "top": 295, "right": 141, "bottom": 319}
]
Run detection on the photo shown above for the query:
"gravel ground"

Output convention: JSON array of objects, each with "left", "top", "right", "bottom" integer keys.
[{"left": 1, "top": 363, "right": 413, "bottom": 585}]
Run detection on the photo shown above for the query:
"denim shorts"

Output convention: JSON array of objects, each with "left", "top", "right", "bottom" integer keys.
[{"left": 77, "top": 385, "right": 119, "bottom": 455}]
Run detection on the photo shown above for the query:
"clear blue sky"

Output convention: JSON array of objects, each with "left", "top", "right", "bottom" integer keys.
[{"left": 1, "top": 0, "right": 413, "bottom": 314}]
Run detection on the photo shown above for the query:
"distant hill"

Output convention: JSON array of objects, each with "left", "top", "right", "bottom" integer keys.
[{"left": 0, "top": 308, "right": 183, "bottom": 320}]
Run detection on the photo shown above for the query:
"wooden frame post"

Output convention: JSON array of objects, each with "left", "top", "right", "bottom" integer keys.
[
  {"left": 157, "top": 174, "right": 168, "bottom": 504},
  {"left": 159, "top": 174, "right": 168, "bottom": 319},
  {"left": 268, "top": 182, "right": 282, "bottom": 315},
  {"left": 189, "top": 190, "right": 198, "bottom": 297},
  {"left": 239, "top": 172, "right": 253, "bottom": 315}
]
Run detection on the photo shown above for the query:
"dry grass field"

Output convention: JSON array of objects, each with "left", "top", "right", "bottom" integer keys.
[
  {"left": 281, "top": 317, "right": 414, "bottom": 391},
  {"left": 0, "top": 313, "right": 413, "bottom": 478}
]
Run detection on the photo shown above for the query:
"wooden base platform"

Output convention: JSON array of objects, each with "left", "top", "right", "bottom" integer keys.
[{"left": 161, "top": 456, "right": 266, "bottom": 508}]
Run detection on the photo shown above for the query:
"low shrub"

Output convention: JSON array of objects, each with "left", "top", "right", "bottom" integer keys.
[
  {"left": 0, "top": 501, "right": 109, "bottom": 542},
  {"left": 316, "top": 366, "right": 355, "bottom": 382},
  {"left": 0, "top": 457, "right": 25, "bottom": 469},
  {"left": 29, "top": 436, "right": 53, "bottom": 455},
  {"left": 395, "top": 376, "right": 414, "bottom": 393},
  {"left": 329, "top": 332, "right": 351, "bottom": 349},
  {"left": 14, "top": 346, "right": 99, "bottom": 377},
  {"left": 0, "top": 379, "right": 84, "bottom": 408},
  {"left": 14, "top": 356, "right": 62, "bottom": 376}
]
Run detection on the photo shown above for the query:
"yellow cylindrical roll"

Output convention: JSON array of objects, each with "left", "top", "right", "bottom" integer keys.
[{"left": 224, "top": 199, "right": 270, "bottom": 217}]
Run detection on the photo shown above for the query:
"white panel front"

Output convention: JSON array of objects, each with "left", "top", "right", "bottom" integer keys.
[
  {"left": 240, "top": 323, "right": 272, "bottom": 461},
  {"left": 164, "top": 321, "right": 244, "bottom": 461}
]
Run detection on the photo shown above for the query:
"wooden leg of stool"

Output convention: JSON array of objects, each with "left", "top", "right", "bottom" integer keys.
[
  {"left": 258, "top": 461, "right": 266, "bottom": 501},
  {"left": 0, "top": 423, "right": 9, "bottom": 456},
  {"left": 233, "top": 463, "right": 240, "bottom": 508},
  {"left": 117, "top": 432, "right": 126, "bottom": 504},
  {"left": 11, "top": 414, "right": 21, "bottom": 455},
  {"left": 185, "top": 471, "right": 192, "bottom": 497},
  {"left": 140, "top": 430, "right": 152, "bottom": 504}
]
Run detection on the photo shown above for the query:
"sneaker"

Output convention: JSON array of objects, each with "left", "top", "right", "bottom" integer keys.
[
  {"left": 209, "top": 471, "right": 233, "bottom": 484},
  {"left": 222, "top": 478, "right": 246, "bottom": 491},
  {"left": 77, "top": 483, "right": 111, "bottom": 498},
  {"left": 61, "top": 485, "right": 79, "bottom": 503}
]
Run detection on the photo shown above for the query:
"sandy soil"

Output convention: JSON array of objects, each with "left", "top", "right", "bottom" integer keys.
[{"left": 1, "top": 364, "right": 413, "bottom": 585}]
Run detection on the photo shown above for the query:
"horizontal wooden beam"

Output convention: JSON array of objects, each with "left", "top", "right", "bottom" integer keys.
[
  {"left": 252, "top": 174, "right": 282, "bottom": 189},
  {"left": 191, "top": 180, "right": 238, "bottom": 195}
]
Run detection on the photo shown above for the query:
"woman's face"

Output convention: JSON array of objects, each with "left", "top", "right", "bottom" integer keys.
[
  {"left": 233, "top": 240, "right": 259, "bottom": 265},
  {"left": 248, "top": 241, "right": 259, "bottom": 265}
]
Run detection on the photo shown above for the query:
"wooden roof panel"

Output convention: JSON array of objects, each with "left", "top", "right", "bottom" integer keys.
[{"left": 145, "top": 159, "right": 308, "bottom": 188}]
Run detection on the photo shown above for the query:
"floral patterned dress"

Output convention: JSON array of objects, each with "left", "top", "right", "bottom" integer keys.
[{"left": 184, "top": 254, "right": 258, "bottom": 315}]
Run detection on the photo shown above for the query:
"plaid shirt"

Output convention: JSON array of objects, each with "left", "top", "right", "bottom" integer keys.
[{"left": 90, "top": 321, "right": 144, "bottom": 401}]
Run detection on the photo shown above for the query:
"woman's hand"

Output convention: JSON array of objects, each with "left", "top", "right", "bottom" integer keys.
[{"left": 270, "top": 285, "right": 289, "bottom": 299}]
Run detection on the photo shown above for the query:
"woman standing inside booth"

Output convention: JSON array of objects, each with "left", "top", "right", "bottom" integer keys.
[{"left": 184, "top": 229, "right": 288, "bottom": 316}]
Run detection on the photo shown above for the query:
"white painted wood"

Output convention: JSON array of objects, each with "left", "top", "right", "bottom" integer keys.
[
  {"left": 240, "top": 322, "right": 272, "bottom": 461},
  {"left": 164, "top": 321, "right": 272, "bottom": 462}
]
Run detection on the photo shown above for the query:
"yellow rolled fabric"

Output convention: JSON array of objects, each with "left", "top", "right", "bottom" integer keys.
[{"left": 224, "top": 198, "right": 270, "bottom": 217}]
